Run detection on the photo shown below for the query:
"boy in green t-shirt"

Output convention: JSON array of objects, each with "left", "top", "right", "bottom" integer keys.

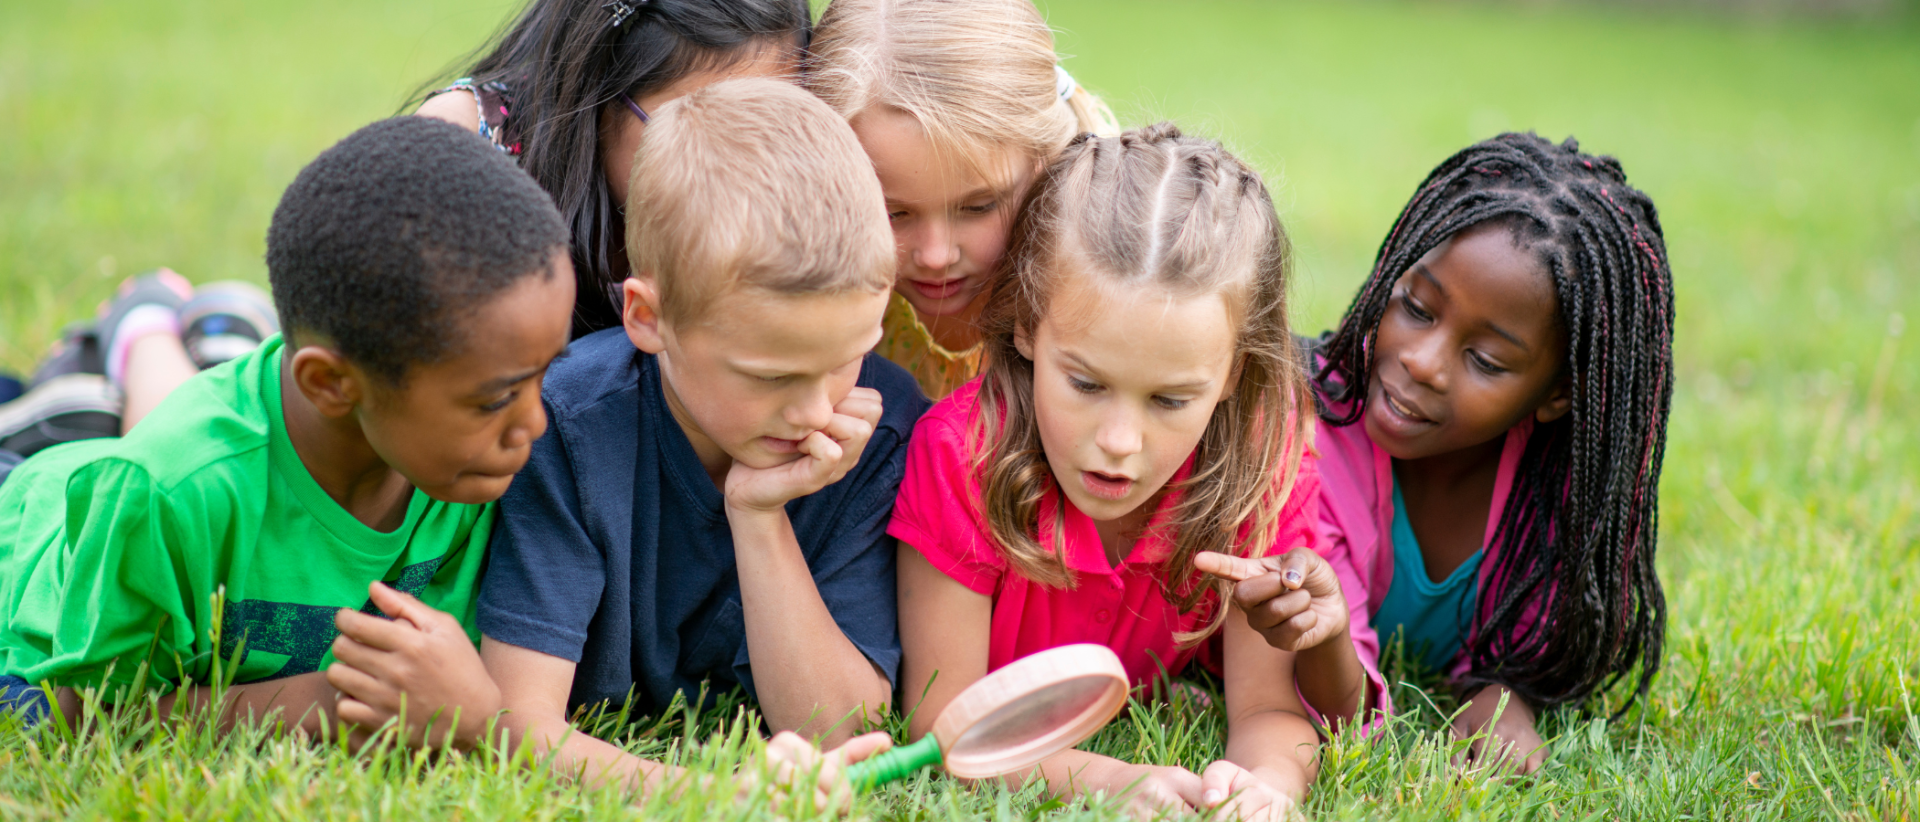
[{"left": 0, "top": 116, "right": 574, "bottom": 739}]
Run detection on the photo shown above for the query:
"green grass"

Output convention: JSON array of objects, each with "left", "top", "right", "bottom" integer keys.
[{"left": 3, "top": 0, "right": 1918, "bottom": 818}]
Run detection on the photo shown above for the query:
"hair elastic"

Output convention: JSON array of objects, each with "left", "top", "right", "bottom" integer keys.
[
  {"left": 623, "top": 94, "right": 650, "bottom": 123},
  {"left": 603, "top": 0, "right": 646, "bottom": 28},
  {"left": 1054, "top": 65, "right": 1078, "bottom": 103}
]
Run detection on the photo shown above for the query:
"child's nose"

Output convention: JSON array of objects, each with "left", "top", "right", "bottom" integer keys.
[
  {"left": 786, "top": 384, "right": 835, "bottom": 433},
  {"left": 910, "top": 220, "right": 959, "bottom": 272},
  {"left": 504, "top": 396, "right": 548, "bottom": 449},
  {"left": 1400, "top": 334, "right": 1448, "bottom": 391},
  {"left": 1095, "top": 409, "right": 1143, "bottom": 458}
]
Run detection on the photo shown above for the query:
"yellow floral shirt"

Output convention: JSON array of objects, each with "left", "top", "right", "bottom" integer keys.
[{"left": 873, "top": 291, "right": 982, "bottom": 400}]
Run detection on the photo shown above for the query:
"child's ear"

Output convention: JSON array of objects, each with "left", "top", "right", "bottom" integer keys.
[
  {"left": 289, "top": 346, "right": 364, "bottom": 419},
  {"left": 622, "top": 276, "right": 668, "bottom": 354},
  {"left": 1013, "top": 323, "right": 1035, "bottom": 361},
  {"left": 1534, "top": 377, "right": 1572, "bottom": 424}
]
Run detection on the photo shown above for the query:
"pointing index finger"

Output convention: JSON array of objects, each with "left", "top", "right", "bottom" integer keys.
[{"left": 1193, "top": 551, "right": 1272, "bottom": 583}]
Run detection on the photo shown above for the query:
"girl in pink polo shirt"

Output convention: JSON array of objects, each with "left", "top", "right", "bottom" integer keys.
[
  {"left": 1229, "top": 133, "right": 1674, "bottom": 775},
  {"left": 889, "top": 124, "right": 1330, "bottom": 821}
]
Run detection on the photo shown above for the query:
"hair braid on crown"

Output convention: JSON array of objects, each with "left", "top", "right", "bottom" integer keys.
[
  {"left": 1315, "top": 133, "right": 1674, "bottom": 713},
  {"left": 975, "top": 123, "right": 1311, "bottom": 648}
]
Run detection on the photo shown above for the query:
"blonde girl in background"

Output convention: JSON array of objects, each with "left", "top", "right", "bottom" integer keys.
[{"left": 806, "top": 0, "right": 1119, "bottom": 398}]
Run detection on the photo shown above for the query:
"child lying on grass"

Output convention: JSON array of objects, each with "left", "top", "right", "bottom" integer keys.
[
  {"left": 0, "top": 116, "right": 571, "bottom": 733},
  {"left": 328, "top": 78, "right": 923, "bottom": 797},
  {"left": 0, "top": 118, "right": 880, "bottom": 805}
]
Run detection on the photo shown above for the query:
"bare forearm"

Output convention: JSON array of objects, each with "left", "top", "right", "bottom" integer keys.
[
  {"left": 1223, "top": 709, "right": 1318, "bottom": 801},
  {"left": 498, "top": 707, "right": 674, "bottom": 792},
  {"left": 1028, "top": 748, "right": 1135, "bottom": 798},
  {"left": 1292, "top": 627, "right": 1368, "bottom": 728},
  {"left": 730, "top": 507, "right": 890, "bottom": 743}
]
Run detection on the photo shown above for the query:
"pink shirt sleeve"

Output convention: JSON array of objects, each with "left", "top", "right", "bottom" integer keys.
[{"left": 887, "top": 399, "right": 1007, "bottom": 596}]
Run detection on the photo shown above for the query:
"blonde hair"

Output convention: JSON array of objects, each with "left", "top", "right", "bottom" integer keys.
[
  {"left": 975, "top": 123, "right": 1313, "bottom": 645},
  {"left": 626, "top": 77, "right": 893, "bottom": 324},
  {"left": 805, "top": 0, "right": 1120, "bottom": 175}
]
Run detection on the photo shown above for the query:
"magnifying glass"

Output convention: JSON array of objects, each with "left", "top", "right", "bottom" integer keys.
[{"left": 846, "top": 643, "right": 1130, "bottom": 790}]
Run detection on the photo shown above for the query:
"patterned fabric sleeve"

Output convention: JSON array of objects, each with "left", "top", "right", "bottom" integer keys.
[{"left": 426, "top": 78, "right": 521, "bottom": 156}]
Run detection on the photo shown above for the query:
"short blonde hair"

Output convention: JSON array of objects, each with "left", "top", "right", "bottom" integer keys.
[
  {"left": 626, "top": 77, "right": 894, "bottom": 324},
  {"left": 806, "top": 0, "right": 1119, "bottom": 174}
]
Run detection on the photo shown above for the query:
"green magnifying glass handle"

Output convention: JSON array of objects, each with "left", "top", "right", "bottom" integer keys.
[{"left": 844, "top": 734, "right": 943, "bottom": 791}]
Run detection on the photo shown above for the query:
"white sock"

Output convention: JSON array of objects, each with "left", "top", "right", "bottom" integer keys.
[{"left": 106, "top": 305, "right": 181, "bottom": 387}]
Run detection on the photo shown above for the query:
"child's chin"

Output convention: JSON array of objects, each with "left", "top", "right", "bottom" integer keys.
[{"left": 421, "top": 474, "right": 516, "bottom": 505}]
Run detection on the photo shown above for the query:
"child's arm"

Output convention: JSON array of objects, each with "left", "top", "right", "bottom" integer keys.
[
  {"left": 724, "top": 387, "right": 893, "bottom": 744},
  {"left": 1452, "top": 683, "right": 1547, "bottom": 774},
  {"left": 896, "top": 546, "right": 1204, "bottom": 817},
  {"left": 483, "top": 637, "right": 676, "bottom": 791},
  {"left": 1197, "top": 549, "right": 1369, "bottom": 727},
  {"left": 1196, "top": 604, "right": 1322, "bottom": 821}
]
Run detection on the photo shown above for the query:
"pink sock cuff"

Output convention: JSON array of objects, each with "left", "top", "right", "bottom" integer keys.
[{"left": 106, "top": 304, "right": 182, "bottom": 387}]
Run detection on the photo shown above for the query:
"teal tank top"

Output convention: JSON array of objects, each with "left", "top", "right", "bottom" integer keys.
[{"left": 1370, "top": 482, "right": 1483, "bottom": 672}]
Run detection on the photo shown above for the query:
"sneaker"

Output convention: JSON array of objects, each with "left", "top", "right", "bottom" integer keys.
[
  {"left": 179, "top": 280, "right": 278, "bottom": 370},
  {"left": 98, "top": 268, "right": 194, "bottom": 387},
  {"left": 28, "top": 321, "right": 106, "bottom": 387},
  {"left": 0, "top": 373, "right": 121, "bottom": 459}
]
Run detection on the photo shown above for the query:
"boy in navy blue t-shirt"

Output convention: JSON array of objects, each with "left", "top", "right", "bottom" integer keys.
[{"left": 334, "top": 79, "right": 926, "bottom": 792}]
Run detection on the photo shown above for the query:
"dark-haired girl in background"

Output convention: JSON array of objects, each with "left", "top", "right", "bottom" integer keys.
[
  {"left": 1224, "top": 132, "right": 1673, "bottom": 773},
  {"left": 416, "top": 0, "right": 811, "bottom": 337}
]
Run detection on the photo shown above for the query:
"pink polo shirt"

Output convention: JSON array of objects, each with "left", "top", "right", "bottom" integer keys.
[{"left": 888, "top": 380, "right": 1321, "bottom": 689}]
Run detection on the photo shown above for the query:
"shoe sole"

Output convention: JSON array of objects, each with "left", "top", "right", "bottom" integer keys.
[{"left": 0, "top": 373, "right": 122, "bottom": 441}]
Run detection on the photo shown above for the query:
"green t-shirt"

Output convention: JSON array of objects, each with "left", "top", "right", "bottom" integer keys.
[{"left": 0, "top": 336, "right": 493, "bottom": 695}]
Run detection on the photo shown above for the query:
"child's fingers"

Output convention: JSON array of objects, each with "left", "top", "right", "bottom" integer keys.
[
  {"left": 333, "top": 607, "right": 417, "bottom": 652},
  {"left": 1194, "top": 551, "right": 1273, "bottom": 583},
  {"left": 833, "top": 387, "right": 884, "bottom": 428},
  {"left": 1275, "top": 547, "right": 1318, "bottom": 589},
  {"left": 324, "top": 661, "right": 394, "bottom": 712},
  {"left": 365, "top": 581, "right": 436, "bottom": 629},
  {"left": 333, "top": 695, "right": 388, "bottom": 730},
  {"left": 1243, "top": 587, "right": 1311, "bottom": 635},
  {"left": 819, "top": 410, "right": 875, "bottom": 449},
  {"left": 1198, "top": 759, "right": 1244, "bottom": 807},
  {"left": 796, "top": 431, "right": 845, "bottom": 477}
]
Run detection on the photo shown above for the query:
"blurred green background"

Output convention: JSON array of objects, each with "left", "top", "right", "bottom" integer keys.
[{"left": 1, "top": 0, "right": 1917, "bottom": 817}]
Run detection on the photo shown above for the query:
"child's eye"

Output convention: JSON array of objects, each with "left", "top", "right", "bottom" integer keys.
[
  {"left": 1067, "top": 375, "right": 1102, "bottom": 394},
  {"left": 1152, "top": 395, "right": 1191, "bottom": 411},
  {"left": 1400, "top": 294, "right": 1433, "bottom": 322},
  {"left": 1467, "top": 351, "right": 1506, "bottom": 375},
  {"left": 757, "top": 374, "right": 788, "bottom": 384},
  {"left": 960, "top": 200, "right": 998, "bottom": 216},
  {"left": 887, "top": 209, "right": 909, "bottom": 223},
  {"left": 480, "top": 393, "right": 517, "bottom": 413}
]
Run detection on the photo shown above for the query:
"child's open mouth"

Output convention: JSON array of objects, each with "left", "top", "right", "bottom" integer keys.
[
  {"left": 1081, "top": 470, "right": 1134, "bottom": 501},
  {"left": 908, "top": 277, "right": 967, "bottom": 302}
]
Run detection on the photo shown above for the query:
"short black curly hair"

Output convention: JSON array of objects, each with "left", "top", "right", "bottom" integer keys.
[{"left": 267, "top": 116, "right": 568, "bottom": 384}]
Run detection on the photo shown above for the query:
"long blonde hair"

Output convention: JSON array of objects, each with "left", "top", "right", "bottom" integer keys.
[
  {"left": 975, "top": 123, "right": 1312, "bottom": 644},
  {"left": 805, "top": 0, "right": 1119, "bottom": 173}
]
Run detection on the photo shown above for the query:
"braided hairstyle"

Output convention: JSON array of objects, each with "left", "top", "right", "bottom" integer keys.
[
  {"left": 977, "top": 123, "right": 1311, "bottom": 645},
  {"left": 424, "top": 0, "right": 811, "bottom": 337},
  {"left": 1317, "top": 133, "right": 1674, "bottom": 711}
]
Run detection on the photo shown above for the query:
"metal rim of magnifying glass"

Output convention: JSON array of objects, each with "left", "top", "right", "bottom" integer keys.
[{"left": 932, "top": 643, "right": 1130, "bottom": 779}]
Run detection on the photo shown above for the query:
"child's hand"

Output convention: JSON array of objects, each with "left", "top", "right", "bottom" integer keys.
[
  {"left": 1451, "top": 684, "right": 1547, "bottom": 774},
  {"left": 749, "top": 730, "right": 892, "bottom": 813},
  {"left": 724, "top": 387, "right": 883, "bottom": 514},
  {"left": 1194, "top": 548, "right": 1349, "bottom": 652},
  {"left": 1198, "top": 760, "right": 1304, "bottom": 822},
  {"left": 1078, "top": 759, "right": 1203, "bottom": 820},
  {"left": 325, "top": 582, "right": 502, "bottom": 749}
]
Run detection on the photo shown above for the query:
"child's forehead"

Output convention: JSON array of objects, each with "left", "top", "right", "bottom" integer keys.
[{"left": 856, "top": 107, "right": 1033, "bottom": 199}]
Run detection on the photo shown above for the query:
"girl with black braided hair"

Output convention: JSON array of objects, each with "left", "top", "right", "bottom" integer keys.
[{"left": 1213, "top": 132, "right": 1673, "bottom": 774}]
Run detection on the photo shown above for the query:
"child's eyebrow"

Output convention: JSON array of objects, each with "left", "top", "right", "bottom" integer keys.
[
  {"left": 1484, "top": 321, "right": 1530, "bottom": 352},
  {"left": 1060, "top": 350, "right": 1212, "bottom": 392},
  {"left": 474, "top": 367, "right": 543, "bottom": 393},
  {"left": 1414, "top": 264, "right": 1446, "bottom": 294}
]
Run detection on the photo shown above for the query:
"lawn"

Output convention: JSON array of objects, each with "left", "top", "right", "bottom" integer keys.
[{"left": 2, "top": 0, "right": 1918, "bottom": 819}]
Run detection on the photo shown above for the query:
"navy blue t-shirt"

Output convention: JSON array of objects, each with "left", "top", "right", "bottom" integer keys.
[{"left": 479, "top": 328, "right": 929, "bottom": 715}]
